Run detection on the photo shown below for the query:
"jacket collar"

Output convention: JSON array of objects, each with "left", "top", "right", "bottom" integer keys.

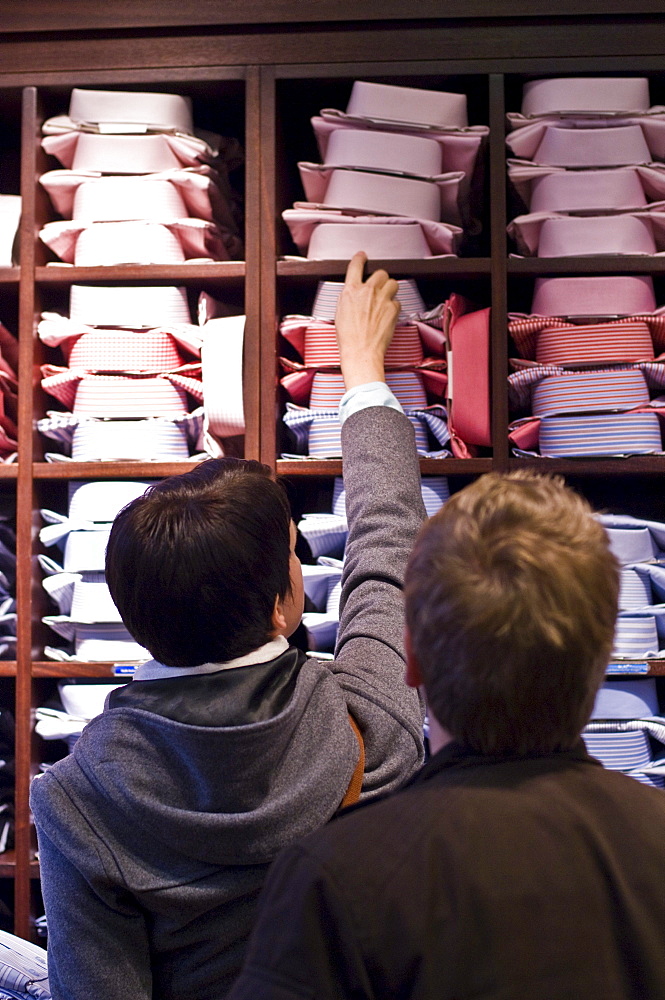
[{"left": 405, "top": 736, "right": 599, "bottom": 788}]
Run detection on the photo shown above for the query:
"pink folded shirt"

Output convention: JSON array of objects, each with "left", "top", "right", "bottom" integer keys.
[
  {"left": 283, "top": 208, "right": 461, "bottom": 258},
  {"left": 506, "top": 118, "right": 665, "bottom": 164},
  {"left": 280, "top": 317, "right": 424, "bottom": 367},
  {"left": 40, "top": 218, "right": 229, "bottom": 265},
  {"left": 40, "top": 365, "right": 204, "bottom": 416},
  {"left": 42, "top": 130, "right": 217, "bottom": 173},
  {"left": 517, "top": 77, "right": 652, "bottom": 118},
  {"left": 62, "top": 329, "right": 190, "bottom": 373},
  {"left": 508, "top": 211, "right": 665, "bottom": 257},
  {"left": 313, "top": 115, "right": 488, "bottom": 182},
  {"left": 508, "top": 317, "right": 661, "bottom": 366}
]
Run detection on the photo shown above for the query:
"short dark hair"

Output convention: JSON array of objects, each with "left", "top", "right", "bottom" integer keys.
[
  {"left": 105, "top": 458, "right": 292, "bottom": 667},
  {"left": 405, "top": 471, "right": 619, "bottom": 755}
]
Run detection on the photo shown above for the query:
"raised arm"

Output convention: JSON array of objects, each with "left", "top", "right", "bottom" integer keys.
[
  {"left": 335, "top": 250, "right": 400, "bottom": 389},
  {"left": 331, "top": 253, "right": 427, "bottom": 798}
]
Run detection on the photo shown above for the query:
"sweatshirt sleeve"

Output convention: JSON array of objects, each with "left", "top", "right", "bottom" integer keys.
[
  {"left": 331, "top": 405, "right": 427, "bottom": 798},
  {"left": 31, "top": 777, "right": 153, "bottom": 1000}
]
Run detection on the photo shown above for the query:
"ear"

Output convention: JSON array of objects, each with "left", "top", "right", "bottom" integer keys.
[
  {"left": 404, "top": 627, "right": 424, "bottom": 688},
  {"left": 271, "top": 594, "right": 288, "bottom": 637}
]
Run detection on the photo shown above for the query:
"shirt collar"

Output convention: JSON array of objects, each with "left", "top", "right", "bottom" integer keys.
[{"left": 132, "top": 636, "right": 290, "bottom": 681}]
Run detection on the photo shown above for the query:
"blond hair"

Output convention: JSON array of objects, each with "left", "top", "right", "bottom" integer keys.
[{"left": 405, "top": 472, "right": 619, "bottom": 755}]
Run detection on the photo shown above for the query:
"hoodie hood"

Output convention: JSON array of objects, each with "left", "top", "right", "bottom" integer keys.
[{"left": 33, "top": 648, "right": 359, "bottom": 870}]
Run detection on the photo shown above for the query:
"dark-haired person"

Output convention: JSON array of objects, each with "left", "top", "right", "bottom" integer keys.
[
  {"left": 228, "top": 472, "right": 665, "bottom": 1000},
  {"left": 29, "top": 253, "right": 426, "bottom": 1000}
]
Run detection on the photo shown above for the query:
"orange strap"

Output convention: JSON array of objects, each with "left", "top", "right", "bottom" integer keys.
[{"left": 340, "top": 713, "right": 365, "bottom": 809}]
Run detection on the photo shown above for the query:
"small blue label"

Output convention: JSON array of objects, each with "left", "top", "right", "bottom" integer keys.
[
  {"left": 606, "top": 661, "right": 649, "bottom": 675},
  {"left": 113, "top": 664, "right": 137, "bottom": 676}
]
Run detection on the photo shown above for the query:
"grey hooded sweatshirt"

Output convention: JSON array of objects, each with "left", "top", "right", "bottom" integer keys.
[{"left": 30, "top": 406, "right": 427, "bottom": 1000}]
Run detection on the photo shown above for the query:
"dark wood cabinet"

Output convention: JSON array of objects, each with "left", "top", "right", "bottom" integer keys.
[{"left": 0, "top": 1, "right": 664, "bottom": 939}]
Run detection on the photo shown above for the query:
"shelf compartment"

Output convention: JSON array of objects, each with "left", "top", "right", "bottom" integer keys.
[{"left": 272, "top": 72, "right": 491, "bottom": 262}]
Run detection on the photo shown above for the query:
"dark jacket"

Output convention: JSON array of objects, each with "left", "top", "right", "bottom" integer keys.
[
  {"left": 229, "top": 739, "right": 665, "bottom": 1000},
  {"left": 30, "top": 406, "right": 426, "bottom": 1000}
]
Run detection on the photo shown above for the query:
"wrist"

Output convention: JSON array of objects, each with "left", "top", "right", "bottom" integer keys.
[{"left": 341, "top": 361, "right": 386, "bottom": 391}]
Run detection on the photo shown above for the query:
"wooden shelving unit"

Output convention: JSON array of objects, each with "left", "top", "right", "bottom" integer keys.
[{"left": 0, "top": 0, "right": 663, "bottom": 940}]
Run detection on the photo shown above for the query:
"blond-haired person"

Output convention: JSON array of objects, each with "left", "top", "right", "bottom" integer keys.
[{"left": 229, "top": 467, "right": 665, "bottom": 998}]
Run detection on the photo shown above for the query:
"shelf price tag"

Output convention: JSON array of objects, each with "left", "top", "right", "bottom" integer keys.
[
  {"left": 606, "top": 661, "right": 649, "bottom": 675},
  {"left": 113, "top": 663, "right": 138, "bottom": 676}
]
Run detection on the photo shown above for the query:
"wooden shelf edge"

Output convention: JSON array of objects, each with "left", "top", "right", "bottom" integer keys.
[
  {"left": 35, "top": 262, "right": 246, "bottom": 282},
  {"left": 32, "top": 461, "right": 201, "bottom": 479},
  {"left": 508, "top": 257, "right": 665, "bottom": 275},
  {"left": 508, "top": 456, "right": 665, "bottom": 476},
  {"left": 0, "top": 466, "right": 18, "bottom": 480},
  {"left": 32, "top": 661, "right": 138, "bottom": 678},
  {"left": 277, "top": 458, "right": 493, "bottom": 476},
  {"left": 277, "top": 459, "right": 343, "bottom": 476},
  {"left": 277, "top": 258, "right": 492, "bottom": 277},
  {"left": 0, "top": 268, "right": 19, "bottom": 285},
  {"left": 0, "top": 851, "right": 39, "bottom": 880},
  {"left": 9, "top": 0, "right": 662, "bottom": 35},
  {"left": 4, "top": 1, "right": 665, "bottom": 36},
  {"left": 0, "top": 851, "right": 19, "bottom": 878}
]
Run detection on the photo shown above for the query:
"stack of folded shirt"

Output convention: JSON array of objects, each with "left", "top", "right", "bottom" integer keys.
[
  {"left": 280, "top": 279, "right": 492, "bottom": 459},
  {"left": 0, "top": 497, "right": 21, "bottom": 852},
  {"left": 36, "top": 283, "right": 246, "bottom": 461},
  {"left": 0, "top": 510, "right": 16, "bottom": 661},
  {"left": 0, "top": 928, "right": 51, "bottom": 999},
  {"left": 198, "top": 293, "right": 246, "bottom": 455},
  {"left": 0, "top": 322, "right": 18, "bottom": 463},
  {"left": 0, "top": 194, "right": 21, "bottom": 266},
  {"left": 599, "top": 512, "right": 665, "bottom": 662},
  {"left": 283, "top": 79, "right": 488, "bottom": 260},
  {"left": 506, "top": 76, "right": 665, "bottom": 257},
  {"left": 36, "top": 679, "right": 126, "bottom": 753},
  {"left": 39, "top": 480, "right": 152, "bottom": 662},
  {"left": 0, "top": 709, "right": 15, "bottom": 853},
  {"left": 584, "top": 679, "right": 665, "bottom": 788},
  {"left": 508, "top": 275, "right": 665, "bottom": 457},
  {"left": 298, "top": 475, "right": 449, "bottom": 652},
  {"left": 39, "top": 86, "right": 243, "bottom": 264},
  {"left": 281, "top": 278, "right": 445, "bottom": 458}
]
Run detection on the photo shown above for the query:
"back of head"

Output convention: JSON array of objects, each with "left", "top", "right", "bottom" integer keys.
[
  {"left": 105, "top": 458, "right": 292, "bottom": 667},
  {"left": 405, "top": 472, "right": 619, "bottom": 755}
]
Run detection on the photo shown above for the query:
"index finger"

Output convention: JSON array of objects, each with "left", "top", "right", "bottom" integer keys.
[{"left": 344, "top": 251, "right": 368, "bottom": 287}]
